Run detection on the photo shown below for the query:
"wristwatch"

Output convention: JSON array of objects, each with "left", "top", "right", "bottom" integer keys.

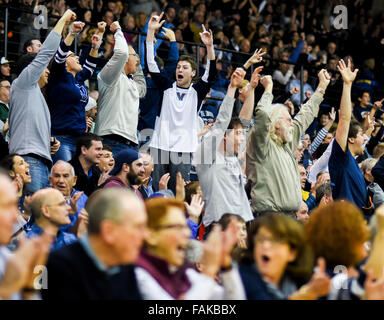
[{"left": 316, "top": 87, "right": 325, "bottom": 94}]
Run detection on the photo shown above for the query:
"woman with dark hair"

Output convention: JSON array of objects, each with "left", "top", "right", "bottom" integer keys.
[{"left": 238, "top": 213, "right": 331, "bottom": 300}]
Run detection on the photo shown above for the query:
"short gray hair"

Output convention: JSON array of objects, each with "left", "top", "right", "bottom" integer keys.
[
  {"left": 184, "top": 239, "right": 203, "bottom": 264},
  {"left": 50, "top": 160, "right": 75, "bottom": 177},
  {"left": 86, "top": 188, "right": 137, "bottom": 235},
  {"left": 361, "top": 158, "right": 377, "bottom": 173}
]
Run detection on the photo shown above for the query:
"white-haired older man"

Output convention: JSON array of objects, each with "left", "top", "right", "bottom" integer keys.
[{"left": 246, "top": 70, "right": 330, "bottom": 217}]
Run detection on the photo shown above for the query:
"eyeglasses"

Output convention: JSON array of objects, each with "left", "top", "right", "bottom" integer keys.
[
  {"left": 254, "top": 235, "right": 286, "bottom": 246},
  {"left": 155, "top": 224, "right": 189, "bottom": 231}
]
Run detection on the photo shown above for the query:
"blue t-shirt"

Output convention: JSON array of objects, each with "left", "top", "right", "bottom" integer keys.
[{"left": 329, "top": 140, "right": 367, "bottom": 208}]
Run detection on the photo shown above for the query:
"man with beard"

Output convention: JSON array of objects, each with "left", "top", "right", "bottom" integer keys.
[
  {"left": 102, "top": 149, "right": 145, "bottom": 200},
  {"left": 246, "top": 69, "right": 331, "bottom": 217}
]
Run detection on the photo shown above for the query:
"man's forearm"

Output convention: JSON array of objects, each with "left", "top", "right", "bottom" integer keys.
[
  {"left": 146, "top": 28, "right": 155, "bottom": 44},
  {"left": 239, "top": 88, "right": 255, "bottom": 121},
  {"left": 206, "top": 44, "right": 215, "bottom": 61}
]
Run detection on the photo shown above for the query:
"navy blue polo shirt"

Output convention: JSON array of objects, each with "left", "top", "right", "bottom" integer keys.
[{"left": 329, "top": 139, "right": 367, "bottom": 208}]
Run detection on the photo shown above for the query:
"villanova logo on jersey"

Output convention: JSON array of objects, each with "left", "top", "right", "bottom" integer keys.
[
  {"left": 176, "top": 92, "right": 186, "bottom": 101},
  {"left": 76, "top": 84, "right": 89, "bottom": 104}
]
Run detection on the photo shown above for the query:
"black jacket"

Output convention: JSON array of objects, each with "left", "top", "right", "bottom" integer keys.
[
  {"left": 69, "top": 156, "right": 101, "bottom": 197},
  {"left": 42, "top": 241, "right": 142, "bottom": 300}
]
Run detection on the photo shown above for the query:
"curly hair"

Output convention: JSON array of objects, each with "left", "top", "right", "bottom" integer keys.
[{"left": 304, "top": 201, "right": 370, "bottom": 270}]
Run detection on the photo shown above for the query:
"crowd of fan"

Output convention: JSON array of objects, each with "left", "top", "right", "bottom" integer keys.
[{"left": 2, "top": 0, "right": 384, "bottom": 301}]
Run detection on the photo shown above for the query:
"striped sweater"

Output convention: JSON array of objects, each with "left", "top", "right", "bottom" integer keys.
[{"left": 47, "top": 41, "right": 99, "bottom": 136}]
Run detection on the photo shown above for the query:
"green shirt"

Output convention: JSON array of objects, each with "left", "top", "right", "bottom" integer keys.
[{"left": 0, "top": 102, "right": 9, "bottom": 123}]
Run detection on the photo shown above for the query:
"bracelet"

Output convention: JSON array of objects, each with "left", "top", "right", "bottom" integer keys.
[{"left": 316, "top": 87, "right": 325, "bottom": 94}]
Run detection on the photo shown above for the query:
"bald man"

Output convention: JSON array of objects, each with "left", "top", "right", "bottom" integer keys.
[
  {"left": 26, "top": 188, "right": 77, "bottom": 251},
  {"left": 43, "top": 188, "right": 148, "bottom": 300}
]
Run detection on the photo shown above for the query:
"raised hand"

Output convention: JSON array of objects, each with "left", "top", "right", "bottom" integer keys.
[
  {"left": 161, "top": 27, "right": 176, "bottom": 41},
  {"left": 175, "top": 172, "right": 186, "bottom": 201},
  {"left": 337, "top": 59, "right": 358, "bottom": 85},
  {"left": 329, "top": 107, "right": 336, "bottom": 122},
  {"left": 158, "top": 173, "right": 170, "bottom": 190},
  {"left": 247, "top": 48, "right": 266, "bottom": 65},
  {"left": 306, "top": 257, "right": 331, "bottom": 299},
  {"left": 290, "top": 86, "right": 300, "bottom": 95},
  {"left": 260, "top": 75, "right": 273, "bottom": 90},
  {"left": 250, "top": 66, "right": 264, "bottom": 89},
  {"left": 97, "top": 21, "right": 107, "bottom": 34},
  {"left": 70, "top": 191, "right": 84, "bottom": 215},
  {"left": 109, "top": 21, "right": 121, "bottom": 33},
  {"left": 373, "top": 98, "right": 384, "bottom": 110},
  {"left": 199, "top": 24, "right": 213, "bottom": 47},
  {"left": 71, "top": 21, "right": 85, "bottom": 33},
  {"left": 200, "top": 225, "right": 223, "bottom": 278},
  {"left": 63, "top": 9, "right": 77, "bottom": 22},
  {"left": 229, "top": 67, "right": 246, "bottom": 88},
  {"left": 185, "top": 194, "right": 204, "bottom": 223},
  {"left": 148, "top": 12, "right": 165, "bottom": 31},
  {"left": 317, "top": 69, "right": 331, "bottom": 87}
]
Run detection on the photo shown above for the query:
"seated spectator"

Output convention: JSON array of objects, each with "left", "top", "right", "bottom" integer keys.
[
  {"left": 0, "top": 172, "right": 53, "bottom": 300},
  {"left": 102, "top": 149, "right": 145, "bottom": 200},
  {"left": 296, "top": 201, "right": 309, "bottom": 223},
  {"left": 135, "top": 197, "right": 245, "bottom": 299},
  {"left": 239, "top": 213, "right": 330, "bottom": 300},
  {"left": 286, "top": 69, "right": 314, "bottom": 106},
  {"left": 97, "top": 144, "right": 115, "bottom": 174},
  {"left": 69, "top": 133, "right": 103, "bottom": 197},
  {"left": 42, "top": 188, "right": 148, "bottom": 300},
  {"left": 49, "top": 160, "right": 88, "bottom": 234},
  {"left": 137, "top": 152, "right": 155, "bottom": 200},
  {"left": 27, "top": 188, "right": 77, "bottom": 251},
  {"left": 315, "top": 182, "right": 333, "bottom": 207},
  {"left": 305, "top": 201, "right": 384, "bottom": 299}
]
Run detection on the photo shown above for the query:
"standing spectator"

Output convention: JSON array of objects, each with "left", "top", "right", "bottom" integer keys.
[
  {"left": 0, "top": 78, "right": 10, "bottom": 133},
  {"left": 246, "top": 70, "right": 330, "bottom": 217},
  {"left": 23, "top": 39, "right": 42, "bottom": 54},
  {"left": 95, "top": 21, "right": 146, "bottom": 155},
  {"left": 8, "top": 10, "right": 76, "bottom": 195},
  {"left": 48, "top": 22, "right": 105, "bottom": 163},
  {"left": 69, "top": 133, "right": 103, "bottom": 197},
  {"left": 146, "top": 13, "right": 216, "bottom": 193},
  {"left": 329, "top": 59, "right": 368, "bottom": 210},
  {"left": 195, "top": 67, "right": 260, "bottom": 234},
  {"left": 286, "top": 69, "right": 314, "bottom": 106}
]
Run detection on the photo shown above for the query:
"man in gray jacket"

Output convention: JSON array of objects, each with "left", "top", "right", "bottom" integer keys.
[
  {"left": 8, "top": 10, "right": 76, "bottom": 195},
  {"left": 95, "top": 21, "right": 146, "bottom": 155},
  {"left": 246, "top": 70, "right": 331, "bottom": 217}
]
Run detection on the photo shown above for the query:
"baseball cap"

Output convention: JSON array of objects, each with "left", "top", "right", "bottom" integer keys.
[
  {"left": 1, "top": 57, "right": 13, "bottom": 65},
  {"left": 85, "top": 97, "right": 97, "bottom": 112},
  {"left": 110, "top": 149, "right": 141, "bottom": 176}
]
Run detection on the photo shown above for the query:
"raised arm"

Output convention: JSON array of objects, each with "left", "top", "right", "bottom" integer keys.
[
  {"left": 308, "top": 108, "right": 335, "bottom": 155},
  {"left": 335, "top": 59, "right": 359, "bottom": 152},
  {"left": 242, "top": 48, "right": 265, "bottom": 71},
  {"left": 145, "top": 13, "right": 173, "bottom": 91},
  {"left": 98, "top": 21, "right": 128, "bottom": 86},
  {"left": 50, "top": 21, "right": 85, "bottom": 78},
  {"left": 17, "top": 10, "right": 76, "bottom": 88},
  {"left": 193, "top": 25, "right": 217, "bottom": 102},
  {"left": 291, "top": 69, "right": 330, "bottom": 150},
  {"left": 239, "top": 66, "right": 263, "bottom": 121}
]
